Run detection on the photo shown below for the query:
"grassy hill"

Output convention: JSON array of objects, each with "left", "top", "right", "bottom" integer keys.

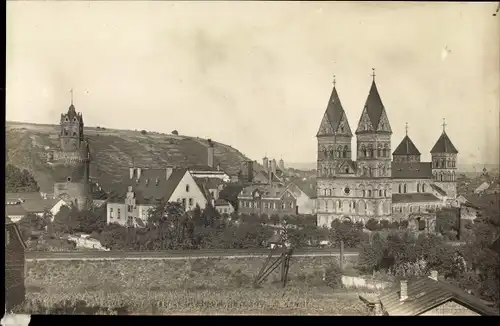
[{"left": 6, "top": 121, "right": 253, "bottom": 194}]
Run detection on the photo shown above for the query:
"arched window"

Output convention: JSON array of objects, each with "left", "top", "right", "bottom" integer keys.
[
  {"left": 345, "top": 168, "right": 349, "bottom": 174},
  {"left": 435, "top": 160, "right": 439, "bottom": 168},
  {"left": 362, "top": 190, "right": 366, "bottom": 197},
  {"left": 186, "top": 185, "right": 190, "bottom": 192},
  {"left": 329, "top": 149, "right": 334, "bottom": 159},
  {"left": 382, "top": 148, "right": 387, "bottom": 157},
  {"left": 352, "top": 201, "right": 356, "bottom": 209},
  {"left": 323, "top": 168, "right": 328, "bottom": 177},
  {"left": 368, "top": 190, "right": 372, "bottom": 197},
  {"left": 384, "top": 190, "right": 387, "bottom": 197},
  {"left": 422, "top": 184, "right": 426, "bottom": 192},
  {"left": 440, "top": 173, "right": 444, "bottom": 182},
  {"left": 379, "top": 190, "right": 383, "bottom": 197},
  {"left": 338, "top": 201, "right": 341, "bottom": 209},
  {"left": 404, "top": 184, "right": 407, "bottom": 193},
  {"left": 343, "top": 146, "right": 348, "bottom": 158},
  {"left": 399, "top": 184, "right": 402, "bottom": 193},
  {"left": 323, "top": 149, "right": 328, "bottom": 159},
  {"left": 417, "top": 184, "right": 420, "bottom": 193},
  {"left": 362, "top": 146, "right": 367, "bottom": 157},
  {"left": 377, "top": 147, "right": 382, "bottom": 157},
  {"left": 441, "top": 159, "right": 445, "bottom": 167},
  {"left": 368, "top": 145, "right": 374, "bottom": 157},
  {"left": 64, "top": 129, "right": 68, "bottom": 136},
  {"left": 452, "top": 171, "right": 455, "bottom": 182}
]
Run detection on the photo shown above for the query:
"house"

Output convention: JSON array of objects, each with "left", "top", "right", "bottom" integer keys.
[
  {"left": 91, "top": 181, "right": 108, "bottom": 207},
  {"left": 5, "top": 192, "right": 43, "bottom": 205},
  {"left": 106, "top": 167, "right": 208, "bottom": 227},
  {"left": 237, "top": 183, "right": 298, "bottom": 217},
  {"left": 5, "top": 217, "right": 27, "bottom": 312},
  {"left": 474, "top": 181, "right": 490, "bottom": 194},
  {"left": 5, "top": 198, "right": 68, "bottom": 223},
  {"left": 219, "top": 184, "right": 245, "bottom": 211},
  {"left": 214, "top": 198, "right": 235, "bottom": 215},
  {"left": 188, "top": 139, "right": 231, "bottom": 182},
  {"left": 371, "top": 271, "right": 499, "bottom": 316},
  {"left": 193, "top": 177, "right": 236, "bottom": 215},
  {"left": 285, "top": 182, "right": 317, "bottom": 215}
]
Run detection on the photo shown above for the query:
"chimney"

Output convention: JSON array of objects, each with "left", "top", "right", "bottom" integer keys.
[
  {"left": 271, "top": 159, "right": 277, "bottom": 174},
  {"left": 136, "top": 167, "right": 142, "bottom": 180},
  {"left": 166, "top": 167, "right": 173, "bottom": 180},
  {"left": 374, "top": 302, "right": 382, "bottom": 316},
  {"left": 217, "top": 163, "right": 221, "bottom": 171},
  {"left": 263, "top": 157, "right": 269, "bottom": 172},
  {"left": 207, "top": 139, "right": 214, "bottom": 168},
  {"left": 429, "top": 270, "right": 438, "bottom": 281},
  {"left": 400, "top": 280, "right": 408, "bottom": 301},
  {"left": 129, "top": 167, "right": 134, "bottom": 179},
  {"left": 247, "top": 160, "right": 254, "bottom": 183}
]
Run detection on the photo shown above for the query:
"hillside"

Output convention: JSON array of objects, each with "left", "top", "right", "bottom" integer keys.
[{"left": 6, "top": 121, "right": 253, "bottom": 194}]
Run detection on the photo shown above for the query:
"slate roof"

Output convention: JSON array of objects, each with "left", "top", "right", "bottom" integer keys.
[
  {"left": 317, "top": 86, "right": 352, "bottom": 137},
  {"left": 22, "top": 199, "right": 62, "bottom": 213},
  {"left": 214, "top": 198, "right": 232, "bottom": 207},
  {"left": 288, "top": 180, "right": 317, "bottom": 199},
  {"left": 393, "top": 135, "right": 421, "bottom": 156},
  {"left": 5, "top": 192, "right": 43, "bottom": 203},
  {"left": 238, "top": 184, "right": 292, "bottom": 200},
  {"left": 379, "top": 277, "right": 499, "bottom": 316},
  {"left": 219, "top": 184, "right": 245, "bottom": 207},
  {"left": 362, "top": 80, "right": 386, "bottom": 130},
  {"left": 430, "top": 184, "right": 447, "bottom": 196},
  {"left": 108, "top": 168, "right": 189, "bottom": 205},
  {"left": 6, "top": 205, "right": 28, "bottom": 217},
  {"left": 392, "top": 193, "right": 441, "bottom": 204},
  {"left": 431, "top": 131, "right": 458, "bottom": 154},
  {"left": 391, "top": 162, "right": 433, "bottom": 179}
]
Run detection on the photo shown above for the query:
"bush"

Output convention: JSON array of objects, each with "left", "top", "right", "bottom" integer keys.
[
  {"left": 140, "top": 130, "right": 147, "bottom": 135},
  {"left": 365, "top": 218, "right": 380, "bottom": 231},
  {"left": 324, "top": 263, "right": 342, "bottom": 290}
]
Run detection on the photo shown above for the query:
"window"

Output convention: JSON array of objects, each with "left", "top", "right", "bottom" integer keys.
[
  {"left": 182, "top": 198, "right": 186, "bottom": 207},
  {"left": 377, "top": 148, "right": 381, "bottom": 157},
  {"left": 379, "top": 190, "right": 382, "bottom": 197},
  {"left": 409, "top": 206, "right": 413, "bottom": 213},
  {"left": 422, "top": 184, "right": 426, "bottom": 192},
  {"left": 186, "top": 185, "right": 190, "bottom": 192},
  {"left": 110, "top": 208, "right": 114, "bottom": 218},
  {"left": 384, "top": 190, "right": 387, "bottom": 197},
  {"left": 67, "top": 177, "right": 72, "bottom": 182},
  {"left": 264, "top": 202, "right": 268, "bottom": 209},
  {"left": 189, "top": 198, "right": 193, "bottom": 206},
  {"left": 344, "top": 187, "right": 350, "bottom": 195},
  {"left": 343, "top": 146, "right": 348, "bottom": 158},
  {"left": 345, "top": 168, "right": 349, "bottom": 173},
  {"left": 127, "top": 216, "right": 133, "bottom": 226},
  {"left": 368, "top": 190, "right": 372, "bottom": 197},
  {"left": 128, "top": 205, "right": 133, "bottom": 213},
  {"left": 281, "top": 203, "right": 285, "bottom": 209},
  {"left": 352, "top": 201, "right": 356, "bottom": 209},
  {"left": 362, "top": 190, "right": 366, "bottom": 197},
  {"left": 383, "top": 148, "right": 387, "bottom": 157},
  {"left": 117, "top": 208, "right": 121, "bottom": 219},
  {"left": 404, "top": 184, "right": 407, "bottom": 193}
]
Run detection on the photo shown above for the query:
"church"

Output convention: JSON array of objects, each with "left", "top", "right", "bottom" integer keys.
[{"left": 316, "top": 70, "right": 458, "bottom": 227}]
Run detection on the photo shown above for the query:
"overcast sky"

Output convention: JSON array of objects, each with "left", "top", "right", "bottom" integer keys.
[{"left": 6, "top": 1, "right": 499, "bottom": 165}]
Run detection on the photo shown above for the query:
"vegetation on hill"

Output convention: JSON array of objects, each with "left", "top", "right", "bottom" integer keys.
[
  {"left": 6, "top": 122, "right": 252, "bottom": 193},
  {"left": 5, "top": 164, "right": 40, "bottom": 193}
]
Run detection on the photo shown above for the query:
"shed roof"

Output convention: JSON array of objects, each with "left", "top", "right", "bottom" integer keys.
[
  {"left": 392, "top": 193, "right": 441, "bottom": 204},
  {"left": 379, "top": 277, "right": 499, "bottom": 316}
]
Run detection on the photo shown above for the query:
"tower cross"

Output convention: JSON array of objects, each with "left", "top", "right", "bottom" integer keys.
[
  {"left": 405, "top": 122, "right": 408, "bottom": 136},
  {"left": 371, "top": 68, "right": 376, "bottom": 81},
  {"left": 333, "top": 74, "right": 336, "bottom": 87},
  {"left": 70, "top": 89, "right": 74, "bottom": 105},
  {"left": 442, "top": 118, "right": 447, "bottom": 132}
]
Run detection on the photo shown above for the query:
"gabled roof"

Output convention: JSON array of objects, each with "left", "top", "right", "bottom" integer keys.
[
  {"left": 359, "top": 80, "right": 386, "bottom": 131},
  {"left": 22, "top": 199, "right": 62, "bottom": 213},
  {"left": 379, "top": 277, "right": 499, "bottom": 316},
  {"left": 6, "top": 205, "right": 28, "bottom": 217},
  {"left": 316, "top": 86, "right": 352, "bottom": 137},
  {"left": 391, "top": 162, "right": 433, "bottom": 179},
  {"left": 431, "top": 131, "right": 458, "bottom": 154},
  {"left": 5, "top": 192, "right": 43, "bottom": 202},
  {"left": 5, "top": 218, "right": 27, "bottom": 250},
  {"left": 108, "top": 168, "right": 189, "bottom": 205},
  {"left": 238, "top": 184, "right": 293, "bottom": 200},
  {"left": 392, "top": 193, "right": 441, "bottom": 204},
  {"left": 393, "top": 135, "right": 421, "bottom": 156}
]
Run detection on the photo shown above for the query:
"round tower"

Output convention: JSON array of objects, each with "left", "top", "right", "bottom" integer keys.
[{"left": 51, "top": 94, "right": 91, "bottom": 210}]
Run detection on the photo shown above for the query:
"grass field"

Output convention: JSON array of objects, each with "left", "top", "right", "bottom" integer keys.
[{"left": 20, "top": 256, "right": 371, "bottom": 315}]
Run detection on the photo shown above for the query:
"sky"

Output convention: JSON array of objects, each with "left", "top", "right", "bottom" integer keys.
[{"left": 6, "top": 1, "right": 500, "bottom": 166}]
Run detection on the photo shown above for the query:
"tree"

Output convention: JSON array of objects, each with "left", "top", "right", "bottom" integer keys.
[
  {"left": 140, "top": 130, "right": 147, "bottom": 135},
  {"left": 365, "top": 218, "right": 380, "bottom": 231},
  {"left": 5, "top": 164, "right": 40, "bottom": 193},
  {"left": 171, "top": 130, "right": 179, "bottom": 135}
]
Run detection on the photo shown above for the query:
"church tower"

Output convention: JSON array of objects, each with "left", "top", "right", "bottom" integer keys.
[
  {"left": 430, "top": 119, "right": 458, "bottom": 199},
  {"left": 316, "top": 75, "right": 353, "bottom": 178},
  {"left": 354, "top": 69, "right": 392, "bottom": 219},
  {"left": 49, "top": 90, "right": 91, "bottom": 210},
  {"left": 392, "top": 123, "right": 421, "bottom": 163}
]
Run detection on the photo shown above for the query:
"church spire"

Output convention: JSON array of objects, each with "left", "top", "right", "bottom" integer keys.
[
  {"left": 355, "top": 69, "right": 392, "bottom": 134},
  {"left": 316, "top": 74, "right": 352, "bottom": 137},
  {"left": 431, "top": 119, "right": 458, "bottom": 154}
]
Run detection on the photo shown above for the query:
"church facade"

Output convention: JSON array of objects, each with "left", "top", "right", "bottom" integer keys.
[{"left": 316, "top": 73, "right": 458, "bottom": 227}]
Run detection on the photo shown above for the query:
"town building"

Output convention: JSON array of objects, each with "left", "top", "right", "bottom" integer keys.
[
  {"left": 315, "top": 72, "right": 458, "bottom": 227},
  {"left": 106, "top": 167, "right": 208, "bottom": 227},
  {"left": 369, "top": 271, "right": 499, "bottom": 316},
  {"left": 5, "top": 217, "right": 27, "bottom": 312},
  {"left": 5, "top": 193, "right": 68, "bottom": 223},
  {"left": 237, "top": 183, "right": 298, "bottom": 217},
  {"left": 46, "top": 95, "right": 92, "bottom": 210}
]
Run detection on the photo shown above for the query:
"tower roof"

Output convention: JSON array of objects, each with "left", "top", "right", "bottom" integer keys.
[
  {"left": 363, "top": 80, "right": 385, "bottom": 130},
  {"left": 316, "top": 85, "right": 352, "bottom": 137},
  {"left": 393, "top": 135, "right": 421, "bottom": 156},
  {"left": 431, "top": 131, "right": 458, "bottom": 154}
]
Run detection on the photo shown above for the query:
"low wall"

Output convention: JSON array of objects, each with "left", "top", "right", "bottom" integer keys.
[
  {"left": 25, "top": 255, "right": 358, "bottom": 293},
  {"left": 341, "top": 275, "right": 392, "bottom": 291}
]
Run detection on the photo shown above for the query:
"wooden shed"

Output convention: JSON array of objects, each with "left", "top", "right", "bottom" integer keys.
[{"left": 5, "top": 217, "right": 27, "bottom": 311}]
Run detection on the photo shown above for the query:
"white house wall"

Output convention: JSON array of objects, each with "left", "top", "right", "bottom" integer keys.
[{"left": 169, "top": 172, "right": 208, "bottom": 211}]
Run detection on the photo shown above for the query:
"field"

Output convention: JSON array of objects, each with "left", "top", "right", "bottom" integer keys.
[
  {"left": 6, "top": 121, "right": 252, "bottom": 193},
  {"left": 21, "top": 256, "right": 371, "bottom": 315}
]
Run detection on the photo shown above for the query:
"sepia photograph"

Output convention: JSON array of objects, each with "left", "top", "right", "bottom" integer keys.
[{"left": 5, "top": 1, "right": 500, "bottom": 316}]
